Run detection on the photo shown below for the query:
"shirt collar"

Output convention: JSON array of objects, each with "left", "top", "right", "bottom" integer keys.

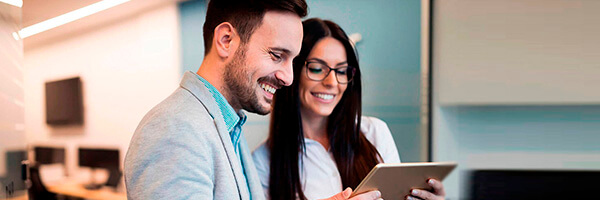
[{"left": 195, "top": 74, "right": 241, "bottom": 132}]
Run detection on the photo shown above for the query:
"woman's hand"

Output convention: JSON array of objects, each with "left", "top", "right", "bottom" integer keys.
[
  {"left": 322, "top": 188, "right": 382, "bottom": 200},
  {"left": 406, "top": 179, "right": 446, "bottom": 200}
]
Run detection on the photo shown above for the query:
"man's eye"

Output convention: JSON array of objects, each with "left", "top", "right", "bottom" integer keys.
[
  {"left": 269, "top": 52, "right": 282, "bottom": 62},
  {"left": 308, "top": 68, "right": 323, "bottom": 74}
]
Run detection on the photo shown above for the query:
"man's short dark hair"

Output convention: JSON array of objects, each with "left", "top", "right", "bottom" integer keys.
[{"left": 203, "top": 0, "right": 308, "bottom": 55}]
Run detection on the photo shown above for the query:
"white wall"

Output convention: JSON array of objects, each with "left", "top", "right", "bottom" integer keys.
[
  {"left": 23, "top": 3, "right": 180, "bottom": 187},
  {"left": 434, "top": 0, "right": 600, "bottom": 105}
]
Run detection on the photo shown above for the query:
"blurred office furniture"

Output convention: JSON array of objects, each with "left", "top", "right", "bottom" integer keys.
[
  {"left": 104, "top": 169, "right": 122, "bottom": 189},
  {"left": 46, "top": 180, "right": 126, "bottom": 200},
  {"left": 1, "top": 151, "right": 27, "bottom": 196},
  {"left": 24, "top": 147, "right": 126, "bottom": 200},
  {"left": 24, "top": 162, "right": 59, "bottom": 200},
  {"left": 468, "top": 169, "right": 600, "bottom": 199},
  {"left": 77, "top": 148, "right": 120, "bottom": 190},
  {"left": 45, "top": 77, "right": 83, "bottom": 126},
  {"left": 33, "top": 147, "right": 65, "bottom": 165},
  {"left": 33, "top": 146, "right": 68, "bottom": 181}
]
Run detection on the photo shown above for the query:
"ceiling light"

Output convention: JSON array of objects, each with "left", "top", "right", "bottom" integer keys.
[
  {"left": 18, "top": 0, "right": 130, "bottom": 39},
  {"left": 0, "top": 0, "right": 22, "bottom": 7},
  {"left": 12, "top": 32, "right": 20, "bottom": 40}
]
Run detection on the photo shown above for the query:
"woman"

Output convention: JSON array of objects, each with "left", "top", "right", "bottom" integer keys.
[{"left": 252, "top": 18, "right": 445, "bottom": 200}]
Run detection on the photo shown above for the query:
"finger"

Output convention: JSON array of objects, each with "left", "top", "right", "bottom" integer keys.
[
  {"left": 427, "top": 179, "right": 446, "bottom": 196},
  {"left": 342, "top": 188, "right": 353, "bottom": 199},
  {"left": 405, "top": 196, "right": 424, "bottom": 200},
  {"left": 323, "top": 188, "right": 353, "bottom": 200},
  {"left": 410, "top": 189, "right": 437, "bottom": 200},
  {"left": 350, "top": 190, "right": 381, "bottom": 200}
]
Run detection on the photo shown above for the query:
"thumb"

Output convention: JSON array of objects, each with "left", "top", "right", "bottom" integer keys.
[
  {"left": 342, "top": 187, "right": 353, "bottom": 199},
  {"left": 323, "top": 188, "right": 353, "bottom": 200}
]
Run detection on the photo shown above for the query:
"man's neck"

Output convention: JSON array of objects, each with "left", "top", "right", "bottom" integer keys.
[{"left": 197, "top": 59, "right": 242, "bottom": 111}]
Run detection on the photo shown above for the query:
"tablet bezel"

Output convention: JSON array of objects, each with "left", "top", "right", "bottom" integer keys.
[{"left": 350, "top": 162, "right": 457, "bottom": 199}]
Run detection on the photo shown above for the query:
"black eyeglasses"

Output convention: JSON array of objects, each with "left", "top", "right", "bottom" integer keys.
[{"left": 304, "top": 61, "right": 356, "bottom": 84}]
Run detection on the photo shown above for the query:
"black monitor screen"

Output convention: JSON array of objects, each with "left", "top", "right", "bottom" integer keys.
[
  {"left": 78, "top": 148, "right": 119, "bottom": 170},
  {"left": 45, "top": 77, "right": 83, "bottom": 125},
  {"left": 34, "top": 147, "right": 65, "bottom": 165},
  {"left": 469, "top": 169, "right": 600, "bottom": 199}
]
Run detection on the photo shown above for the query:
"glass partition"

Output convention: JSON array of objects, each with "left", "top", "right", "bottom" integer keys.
[{"left": 0, "top": 2, "right": 26, "bottom": 199}]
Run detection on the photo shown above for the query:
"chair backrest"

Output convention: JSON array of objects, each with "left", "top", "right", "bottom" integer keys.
[
  {"left": 104, "top": 169, "right": 122, "bottom": 188},
  {"left": 28, "top": 164, "right": 57, "bottom": 200}
]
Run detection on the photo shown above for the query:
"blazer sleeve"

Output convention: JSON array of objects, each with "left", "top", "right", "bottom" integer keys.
[{"left": 125, "top": 115, "right": 216, "bottom": 199}]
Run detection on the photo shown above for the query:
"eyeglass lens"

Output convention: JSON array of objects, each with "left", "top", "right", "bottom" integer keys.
[{"left": 306, "top": 62, "right": 354, "bottom": 83}]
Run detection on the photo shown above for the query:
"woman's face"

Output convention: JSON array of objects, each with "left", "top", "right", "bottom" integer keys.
[{"left": 299, "top": 37, "right": 349, "bottom": 118}]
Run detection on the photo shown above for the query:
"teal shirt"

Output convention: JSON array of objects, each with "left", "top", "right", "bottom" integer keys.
[{"left": 196, "top": 74, "right": 251, "bottom": 199}]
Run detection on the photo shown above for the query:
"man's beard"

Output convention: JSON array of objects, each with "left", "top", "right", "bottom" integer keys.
[{"left": 223, "top": 45, "right": 271, "bottom": 115}]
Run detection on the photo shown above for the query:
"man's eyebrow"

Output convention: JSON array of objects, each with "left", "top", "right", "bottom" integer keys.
[{"left": 270, "top": 47, "right": 291, "bottom": 55}]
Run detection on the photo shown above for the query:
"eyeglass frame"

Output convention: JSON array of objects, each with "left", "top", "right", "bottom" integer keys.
[{"left": 304, "top": 61, "right": 356, "bottom": 84}]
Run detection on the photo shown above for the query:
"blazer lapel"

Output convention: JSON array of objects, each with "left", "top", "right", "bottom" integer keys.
[
  {"left": 240, "top": 138, "right": 266, "bottom": 200},
  {"left": 179, "top": 71, "right": 249, "bottom": 199}
]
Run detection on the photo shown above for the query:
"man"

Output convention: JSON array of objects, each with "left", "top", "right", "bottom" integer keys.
[{"left": 124, "top": 0, "right": 307, "bottom": 199}]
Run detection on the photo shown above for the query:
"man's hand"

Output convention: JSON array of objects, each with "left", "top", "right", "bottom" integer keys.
[
  {"left": 406, "top": 179, "right": 445, "bottom": 200},
  {"left": 322, "top": 188, "right": 382, "bottom": 200}
]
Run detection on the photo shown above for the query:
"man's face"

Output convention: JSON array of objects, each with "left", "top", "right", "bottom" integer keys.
[{"left": 223, "top": 11, "right": 303, "bottom": 115}]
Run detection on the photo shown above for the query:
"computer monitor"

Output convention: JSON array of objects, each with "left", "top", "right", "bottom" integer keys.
[
  {"left": 34, "top": 146, "right": 65, "bottom": 165},
  {"left": 78, "top": 148, "right": 119, "bottom": 189},
  {"left": 78, "top": 148, "right": 119, "bottom": 170}
]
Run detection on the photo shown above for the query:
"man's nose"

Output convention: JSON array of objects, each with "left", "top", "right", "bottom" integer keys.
[{"left": 275, "top": 62, "right": 294, "bottom": 86}]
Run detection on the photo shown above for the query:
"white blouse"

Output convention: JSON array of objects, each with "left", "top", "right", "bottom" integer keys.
[{"left": 252, "top": 116, "right": 401, "bottom": 200}]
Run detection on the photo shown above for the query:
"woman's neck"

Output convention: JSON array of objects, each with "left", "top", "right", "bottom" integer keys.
[{"left": 301, "top": 111, "right": 330, "bottom": 150}]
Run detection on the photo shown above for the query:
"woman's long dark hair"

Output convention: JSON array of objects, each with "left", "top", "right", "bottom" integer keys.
[{"left": 267, "top": 18, "right": 382, "bottom": 200}]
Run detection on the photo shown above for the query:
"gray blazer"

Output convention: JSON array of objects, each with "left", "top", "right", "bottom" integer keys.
[{"left": 125, "top": 71, "right": 265, "bottom": 200}]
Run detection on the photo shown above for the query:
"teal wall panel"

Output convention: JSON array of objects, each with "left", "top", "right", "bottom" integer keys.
[
  {"left": 452, "top": 105, "right": 600, "bottom": 153},
  {"left": 179, "top": 0, "right": 206, "bottom": 74}
]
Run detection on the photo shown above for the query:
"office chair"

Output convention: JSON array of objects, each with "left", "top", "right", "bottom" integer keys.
[
  {"left": 27, "top": 163, "right": 59, "bottom": 200},
  {"left": 104, "top": 169, "right": 122, "bottom": 189}
]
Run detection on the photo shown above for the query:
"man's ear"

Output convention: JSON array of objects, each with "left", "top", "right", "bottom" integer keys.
[{"left": 213, "top": 22, "right": 238, "bottom": 59}]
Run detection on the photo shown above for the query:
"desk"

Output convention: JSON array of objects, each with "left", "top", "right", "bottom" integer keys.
[
  {"left": 46, "top": 180, "right": 126, "bottom": 200},
  {"left": 5, "top": 190, "right": 28, "bottom": 200}
]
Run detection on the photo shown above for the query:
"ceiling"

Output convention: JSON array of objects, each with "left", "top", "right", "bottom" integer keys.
[
  {"left": 23, "top": 0, "right": 101, "bottom": 27},
  {"left": 21, "top": 0, "right": 183, "bottom": 49}
]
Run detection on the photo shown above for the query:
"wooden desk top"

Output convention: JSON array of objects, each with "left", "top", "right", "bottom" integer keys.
[{"left": 46, "top": 181, "right": 126, "bottom": 200}]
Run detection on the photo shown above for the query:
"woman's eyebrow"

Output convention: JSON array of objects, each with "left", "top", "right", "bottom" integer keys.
[
  {"left": 307, "top": 58, "right": 348, "bottom": 66},
  {"left": 335, "top": 61, "right": 348, "bottom": 66},
  {"left": 306, "top": 57, "right": 327, "bottom": 64}
]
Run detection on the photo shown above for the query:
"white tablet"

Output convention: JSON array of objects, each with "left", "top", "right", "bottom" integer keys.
[{"left": 350, "top": 162, "right": 457, "bottom": 199}]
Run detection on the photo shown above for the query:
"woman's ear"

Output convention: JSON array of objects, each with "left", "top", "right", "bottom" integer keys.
[{"left": 213, "top": 22, "right": 238, "bottom": 59}]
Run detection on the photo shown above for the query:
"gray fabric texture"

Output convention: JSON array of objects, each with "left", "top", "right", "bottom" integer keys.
[{"left": 124, "top": 71, "right": 265, "bottom": 200}]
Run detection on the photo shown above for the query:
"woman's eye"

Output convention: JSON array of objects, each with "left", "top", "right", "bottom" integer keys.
[
  {"left": 336, "top": 67, "right": 348, "bottom": 75},
  {"left": 308, "top": 68, "right": 323, "bottom": 74}
]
